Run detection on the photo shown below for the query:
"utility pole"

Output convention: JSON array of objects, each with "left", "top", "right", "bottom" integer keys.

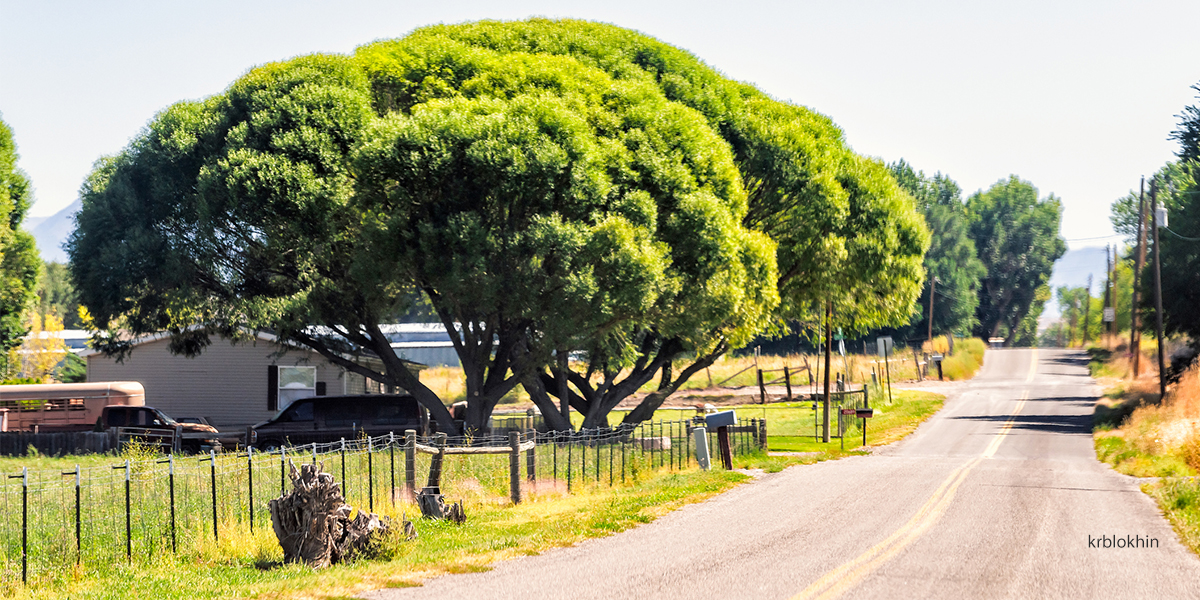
[
  {"left": 1103, "top": 245, "right": 1112, "bottom": 349},
  {"left": 1082, "top": 274, "right": 1093, "bottom": 347},
  {"left": 1131, "top": 177, "right": 1146, "bottom": 377},
  {"left": 927, "top": 277, "right": 937, "bottom": 349},
  {"left": 822, "top": 301, "right": 832, "bottom": 443},
  {"left": 1151, "top": 180, "right": 1167, "bottom": 400}
]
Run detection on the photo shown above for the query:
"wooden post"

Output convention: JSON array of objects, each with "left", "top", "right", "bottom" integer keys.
[
  {"left": 509, "top": 431, "right": 522, "bottom": 504},
  {"left": 717, "top": 426, "right": 733, "bottom": 470},
  {"left": 1132, "top": 176, "right": 1146, "bottom": 376},
  {"left": 784, "top": 366, "right": 793, "bottom": 400},
  {"left": 404, "top": 430, "right": 416, "bottom": 500},
  {"left": 427, "top": 432, "right": 446, "bottom": 489},
  {"left": 823, "top": 301, "right": 832, "bottom": 443},
  {"left": 1151, "top": 181, "right": 1167, "bottom": 400},
  {"left": 759, "top": 419, "right": 768, "bottom": 450},
  {"left": 757, "top": 369, "right": 767, "bottom": 405}
]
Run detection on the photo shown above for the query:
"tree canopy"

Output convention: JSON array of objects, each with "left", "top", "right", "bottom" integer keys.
[
  {"left": 70, "top": 19, "right": 928, "bottom": 431},
  {"left": 0, "top": 114, "right": 42, "bottom": 363},
  {"left": 888, "top": 160, "right": 983, "bottom": 341},
  {"left": 967, "top": 176, "right": 1066, "bottom": 342}
]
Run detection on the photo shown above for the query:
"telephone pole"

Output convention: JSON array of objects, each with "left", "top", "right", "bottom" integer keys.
[
  {"left": 927, "top": 277, "right": 937, "bottom": 348},
  {"left": 1131, "top": 177, "right": 1146, "bottom": 377},
  {"left": 1082, "top": 274, "right": 1093, "bottom": 347},
  {"left": 1150, "top": 180, "right": 1167, "bottom": 399},
  {"left": 1103, "top": 245, "right": 1112, "bottom": 349}
]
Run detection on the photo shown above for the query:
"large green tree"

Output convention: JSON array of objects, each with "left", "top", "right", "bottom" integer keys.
[
  {"left": 0, "top": 114, "right": 43, "bottom": 362},
  {"left": 967, "top": 176, "right": 1066, "bottom": 342},
  {"left": 376, "top": 21, "right": 925, "bottom": 425},
  {"left": 888, "top": 160, "right": 983, "bottom": 342},
  {"left": 70, "top": 20, "right": 926, "bottom": 432}
]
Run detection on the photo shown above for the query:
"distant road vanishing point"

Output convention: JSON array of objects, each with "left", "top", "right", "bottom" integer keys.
[{"left": 366, "top": 349, "right": 1200, "bottom": 600}]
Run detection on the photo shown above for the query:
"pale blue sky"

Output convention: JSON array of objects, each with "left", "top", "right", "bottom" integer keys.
[{"left": 3, "top": 0, "right": 1198, "bottom": 249}]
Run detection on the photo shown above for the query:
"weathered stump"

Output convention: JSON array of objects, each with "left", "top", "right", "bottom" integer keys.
[{"left": 268, "top": 461, "right": 391, "bottom": 567}]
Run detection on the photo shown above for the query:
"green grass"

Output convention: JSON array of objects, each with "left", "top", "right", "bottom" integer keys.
[
  {"left": 0, "top": 465, "right": 748, "bottom": 600},
  {"left": 1144, "top": 478, "right": 1200, "bottom": 556},
  {"left": 1094, "top": 433, "right": 1196, "bottom": 478},
  {"left": 756, "top": 390, "right": 943, "bottom": 455}
]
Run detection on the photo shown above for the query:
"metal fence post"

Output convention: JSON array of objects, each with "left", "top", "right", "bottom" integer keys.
[
  {"left": 123, "top": 460, "right": 131, "bottom": 562},
  {"left": 566, "top": 439, "right": 573, "bottom": 492},
  {"left": 367, "top": 437, "right": 374, "bottom": 513},
  {"left": 525, "top": 431, "right": 536, "bottom": 483},
  {"left": 340, "top": 438, "right": 347, "bottom": 501},
  {"left": 11, "top": 467, "right": 27, "bottom": 583},
  {"left": 280, "top": 447, "right": 286, "bottom": 497},
  {"left": 247, "top": 446, "right": 254, "bottom": 533},
  {"left": 388, "top": 432, "right": 396, "bottom": 507},
  {"left": 168, "top": 455, "right": 176, "bottom": 553},
  {"left": 508, "top": 431, "right": 521, "bottom": 504},
  {"left": 74, "top": 465, "right": 82, "bottom": 560},
  {"left": 208, "top": 450, "right": 218, "bottom": 541},
  {"left": 404, "top": 430, "right": 416, "bottom": 500}
]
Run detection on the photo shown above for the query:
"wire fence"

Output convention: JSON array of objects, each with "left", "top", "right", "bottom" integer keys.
[{"left": 0, "top": 416, "right": 766, "bottom": 584}]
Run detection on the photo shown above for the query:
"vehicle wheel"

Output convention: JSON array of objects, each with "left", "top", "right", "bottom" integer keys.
[
  {"left": 259, "top": 440, "right": 283, "bottom": 452},
  {"left": 181, "top": 441, "right": 202, "bottom": 454}
]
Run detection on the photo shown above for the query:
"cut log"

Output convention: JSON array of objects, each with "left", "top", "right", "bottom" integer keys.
[{"left": 268, "top": 461, "right": 392, "bottom": 567}]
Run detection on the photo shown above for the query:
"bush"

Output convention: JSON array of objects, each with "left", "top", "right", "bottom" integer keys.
[{"left": 940, "top": 338, "right": 986, "bottom": 381}]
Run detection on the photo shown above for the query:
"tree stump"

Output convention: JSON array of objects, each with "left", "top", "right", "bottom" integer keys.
[{"left": 268, "top": 461, "right": 391, "bottom": 567}]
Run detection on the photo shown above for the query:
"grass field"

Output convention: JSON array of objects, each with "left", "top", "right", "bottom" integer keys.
[
  {"left": 419, "top": 338, "right": 986, "bottom": 403},
  {"left": 3, "top": 466, "right": 749, "bottom": 600}
]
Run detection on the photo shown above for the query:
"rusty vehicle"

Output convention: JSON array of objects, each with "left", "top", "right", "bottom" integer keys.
[{"left": 0, "top": 382, "right": 220, "bottom": 452}]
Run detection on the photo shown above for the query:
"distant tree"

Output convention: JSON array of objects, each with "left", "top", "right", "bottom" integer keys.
[
  {"left": 967, "top": 176, "right": 1066, "bottom": 342},
  {"left": 0, "top": 114, "right": 43, "bottom": 371},
  {"left": 37, "top": 261, "right": 80, "bottom": 329},
  {"left": 888, "top": 160, "right": 984, "bottom": 341},
  {"left": 1171, "top": 82, "right": 1200, "bottom": 163},
  {"left": 20, "top": 313, "right": 68, "bottom": 381}
]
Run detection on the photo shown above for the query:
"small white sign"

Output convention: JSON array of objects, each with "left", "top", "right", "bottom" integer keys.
[{"left": 1103, "top": 308, "right": 1115, "bottom": 322}]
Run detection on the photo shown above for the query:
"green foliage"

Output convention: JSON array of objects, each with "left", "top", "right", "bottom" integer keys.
[
  {"left": 1171, "top": 82, "right": 1200, "bottom": 163},
  {"left": 0, "top": 376, "right": 42, "bottom": 385},
  {"left": 56, "top": 352, "right": 87, "bottom": 383},
  {"left": 37, "top": 261, "right": 81, "bottom": 329},
  {"left": 967, "top": 176, "right": 1066, "bottom": 341},
  {"left": 1153, "top": 160, "right": 1200, "bottom": 343},
  {"left": 888, "top": 160, "right": 983, "bottom": 340},
  {"left": 0, "top": 113, "right": 42, "bottom": 355},
  {"left": 69, "top": 19, "right": 928, "bottom": 431}
]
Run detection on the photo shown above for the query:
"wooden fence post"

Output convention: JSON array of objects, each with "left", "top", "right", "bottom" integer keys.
[
  {"left": 784, "top": 366, "right": 793, "bottom": 400},
  {"left": 509, "top": 431, "right": 521, "bottom": 504},
  {"left": 757, "top": 369, "right": 767, "bottom": 404}
]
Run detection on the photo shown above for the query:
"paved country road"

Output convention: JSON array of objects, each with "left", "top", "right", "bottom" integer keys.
[{"left": 364, "top": 349, "right": 1200, "bottom": 599}]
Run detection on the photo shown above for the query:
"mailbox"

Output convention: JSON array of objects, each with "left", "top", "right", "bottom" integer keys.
[
  {"left": 931, "top": 354, "right": 944, "bottom": 363},
  {"left": 856, "top": 408, "right": 874, "bottom": 419},
  {"left": 705, "top": 410, "right": 737, "bottom": 429},
  {"left": 840, "top": 408, "right": 856, "bottom": 415}
]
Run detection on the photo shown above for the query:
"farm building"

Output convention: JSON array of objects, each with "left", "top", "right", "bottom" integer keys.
[{"left": 82, "top": 331, "right": 421, "bottom": 429}]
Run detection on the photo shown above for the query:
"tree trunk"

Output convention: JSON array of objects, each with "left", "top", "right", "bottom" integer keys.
[{"left": 268, "top": 462, "right": 391, "bottom": 568}]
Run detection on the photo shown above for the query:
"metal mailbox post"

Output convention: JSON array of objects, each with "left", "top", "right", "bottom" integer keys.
[{"left": 705, "top": 410, "right": 736, "bottom": 470}]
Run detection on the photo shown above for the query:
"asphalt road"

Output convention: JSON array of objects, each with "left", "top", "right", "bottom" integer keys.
[{"left": 364, "top": 349, "right": 1200, "bottom": 599}]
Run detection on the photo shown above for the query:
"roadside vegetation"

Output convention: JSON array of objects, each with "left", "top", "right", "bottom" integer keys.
[
  {"left": 1091, "top": 349, "right": 1200, "bottom": 557},
  {"left": 0, "top": 464, "right": 748, "bottom": 600}
]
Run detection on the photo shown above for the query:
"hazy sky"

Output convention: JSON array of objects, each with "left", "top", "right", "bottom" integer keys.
[{"left": 3, "top": 0, "right": 1198, "bottom": 250}]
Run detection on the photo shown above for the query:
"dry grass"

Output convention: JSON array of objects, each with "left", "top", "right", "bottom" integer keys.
[{"left": 1094, "top": 361, "right": 1200, "bottom": 477}]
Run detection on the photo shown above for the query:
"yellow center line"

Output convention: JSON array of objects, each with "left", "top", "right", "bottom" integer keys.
[{"left": 790, "top": 349, "right": 1039, "bottom": 600}]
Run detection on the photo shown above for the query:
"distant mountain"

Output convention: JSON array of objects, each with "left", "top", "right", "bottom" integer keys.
[
  {"left": 27, "top": 199, "right": 80, "bottom": 264},
  {"left": 1039, "top": 246, "right": 1112, "bottom": 326}
]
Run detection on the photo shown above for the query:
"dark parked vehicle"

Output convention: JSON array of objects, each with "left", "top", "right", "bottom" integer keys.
[{"left": 250, "top": 395, "right": 427, "bottom": 449}]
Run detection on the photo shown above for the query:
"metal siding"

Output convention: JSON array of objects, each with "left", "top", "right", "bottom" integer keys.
[{"left": 85, "top": 337, "right": 345, "bottom": 429}]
